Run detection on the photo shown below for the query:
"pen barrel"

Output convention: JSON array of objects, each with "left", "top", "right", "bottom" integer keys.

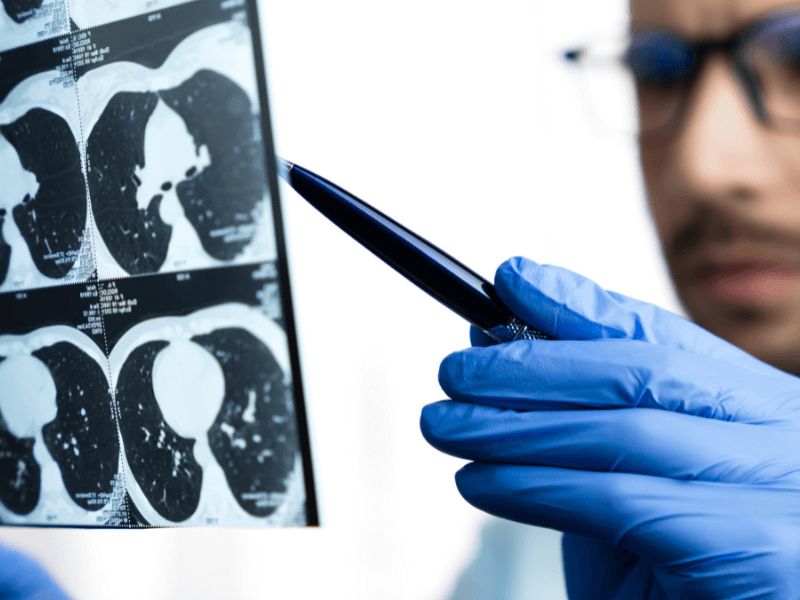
[
  {"left": 485, "top": 318, "right": 551, "bottom": 343},
  {"left": 282, "top": 161, "right": 553, "bottom": 342},
  {"left": 286, "top": 164, "right": 514, "bottom": 330}
]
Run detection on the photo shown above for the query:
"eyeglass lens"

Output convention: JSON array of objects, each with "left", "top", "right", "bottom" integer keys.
[
  {"left": 741, "top": 13, "right": 800, "bottom": 128},
  {"left": 625, "top": 31, "right": 697, "bottom": 135}
]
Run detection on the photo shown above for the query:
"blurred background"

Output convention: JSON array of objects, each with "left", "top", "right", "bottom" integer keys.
[{"left": 0, "top": 0, "right": 682, "bottom": 597}]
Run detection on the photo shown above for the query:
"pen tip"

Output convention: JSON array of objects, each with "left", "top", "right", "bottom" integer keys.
[{"left": 276, "top": 157, "right": 295, "bottom": 182}]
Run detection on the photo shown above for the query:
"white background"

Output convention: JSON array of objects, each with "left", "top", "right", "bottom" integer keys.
[{"left": 0, "top": 0, "right": 682, "bottom": 598}]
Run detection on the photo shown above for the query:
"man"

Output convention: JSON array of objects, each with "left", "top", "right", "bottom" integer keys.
[{"left": 423, "top": 0, "right": 800, "bottom": 596}]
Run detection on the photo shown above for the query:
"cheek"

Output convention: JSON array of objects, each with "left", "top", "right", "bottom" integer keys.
[
  {"left": 771, "top": 137, "right": 800, "bottom": 211},
  {"left": 639, "top": 143, "right": 689, "bottom": 245}
]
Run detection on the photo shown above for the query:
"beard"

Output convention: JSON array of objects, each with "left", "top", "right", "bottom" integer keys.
[{"left": 661, "top": 203, "right": 800, "bottom": 375}]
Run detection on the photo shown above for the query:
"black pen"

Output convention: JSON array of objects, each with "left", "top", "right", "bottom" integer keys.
[{"left": 277, "top": 159, "right": 550, "bottom": 344}]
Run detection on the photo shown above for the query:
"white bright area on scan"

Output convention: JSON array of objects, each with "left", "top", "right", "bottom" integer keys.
[{"left": 0, "top": 0, "right": 680, "bottom": 598}]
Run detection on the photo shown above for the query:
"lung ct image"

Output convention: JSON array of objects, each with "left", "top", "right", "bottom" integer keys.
[
  {"left": 36, "top": 342, "right": 119, "bottom": 512},
  {"left": 116, "top": 341, "right": 203, "bottom": 523},
  {"left": 194, "top": 328, "right": 298, "bottom": 518},
  {"left": 0, "top": 356, "right": 41, "bottom": 516},
  {"left": 87, "top": 92, "right": 172, "bottom": 276},
  {"left": 116, "top": 329, "right": 298, "bottom": 522},
  {"left": 87, "top": 69, "right": 268, "bottom": 276},
  {"left": 0, "top": 342, "right": 118, "bottom": 518},
  {"left": 162, "top": 70, "right": 268, "bottom": 261},
  {"left": 1, "top": 109, "right": 88, "bottom": 284},
  {"left": 2, "top": 0, "right": 43, "bottom": 23}
]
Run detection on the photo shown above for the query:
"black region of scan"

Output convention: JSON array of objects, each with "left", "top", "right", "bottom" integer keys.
[
  {"left": 0, "top": 357, "right": 41, "bottom": 517},
  {"left": 117, "top": 341, "right": 203, "bottom": 523},
  {"left": 87, "top": 92, "right": 173, "bottom": 276},
  {"left": 2, "top": 0, "right": 43, "bottom": 24},
  {"left": 1, "top": 109, "right": 88, "bottom": 281},
  {"left": 163, "top": 70, "right": 267, "bottom": 261},
  {"left": 0, "top": 282, "right": 108, "bottom": 350},
  {"left": 194, "top": 328, "right": 297, "bottom": 518},
  {"left": 0, "top": 213, "right": 10, "bottom": 286},
  {"left": 0, "top": 262, "right": 281, "bottom": 351},
  {"left": 35, "top": 343, "right": 119, "bottom": 512},
  {"left": 0, "top": 37, "right": 68, "bottom": 107}
]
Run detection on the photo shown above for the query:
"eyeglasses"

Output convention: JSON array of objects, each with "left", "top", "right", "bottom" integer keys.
[{"left": 564, "top": 9, "right": 800, "bottom": 137}]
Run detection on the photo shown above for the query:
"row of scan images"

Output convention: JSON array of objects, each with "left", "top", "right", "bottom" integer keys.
[
  {"left": 1, "top": 0, "right": 200, "bottom": 52},
  {"left": 0, "top": 12, "right": 277, "bottom": 293},
  {"left": 0, "top": 303, "right": 307, "bottom": 528}
]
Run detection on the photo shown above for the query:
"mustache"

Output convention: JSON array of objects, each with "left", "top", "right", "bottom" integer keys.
[{"left": 668, "top": 206, "right": 800, "bottom": 259}]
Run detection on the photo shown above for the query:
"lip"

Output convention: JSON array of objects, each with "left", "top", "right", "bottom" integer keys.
[{"left": 692, "top": 259, "right": 800, "bottom": 305}]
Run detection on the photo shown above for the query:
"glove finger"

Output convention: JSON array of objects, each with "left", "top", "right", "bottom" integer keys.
[
  {"left": 460, "top": 465, "right": 798, "bottom": 598},
  {"left": 439, "top": 339, "right": 799, "bottom": 423},
  {"left": 494, "top": 257, "right": 776, "bottom": 376},
  {"left": 454, "top": 463, "right": 669, "bottom": 549},
  {"left": 455, "top": 463, "right": 778, "bottom": 567},
  {"left": 421, "top": 402, "right": 799, "bottom": 484},
  {"left": 0, "top": 545, "right": 70, "bottom": 600}
]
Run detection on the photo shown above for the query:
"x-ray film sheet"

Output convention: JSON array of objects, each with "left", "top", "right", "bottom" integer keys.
[{"left": 0, "top": 0, "right": 317, "bottom": 527}]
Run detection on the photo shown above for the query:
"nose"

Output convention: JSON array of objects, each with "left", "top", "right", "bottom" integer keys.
[{"left": 670, "top": 54, "right": 775, "bottom": 203}]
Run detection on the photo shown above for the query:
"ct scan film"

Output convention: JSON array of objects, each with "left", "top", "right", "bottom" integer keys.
[{"left": 0, "top": 0, "right": 318, "bottom": 528}]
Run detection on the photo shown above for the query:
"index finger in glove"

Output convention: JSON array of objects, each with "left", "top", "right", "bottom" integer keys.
[
  {"left": 495, "top": 258, "right": 775, "bottom": 376},
  {"left": 421, "top": 401, "right": 800, "bottom": 484},
  {"left": 439, "top": 339, "right": 800, "bottom": 423}
]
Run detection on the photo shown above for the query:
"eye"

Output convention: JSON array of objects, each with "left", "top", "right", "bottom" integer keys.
[{"left": 625, "top": 32, "right": 696, "bottom": 85}]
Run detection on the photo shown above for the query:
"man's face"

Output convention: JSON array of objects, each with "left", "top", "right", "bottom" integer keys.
[{"left": 634, "top": 0, "right": 800, "bottom": 373}]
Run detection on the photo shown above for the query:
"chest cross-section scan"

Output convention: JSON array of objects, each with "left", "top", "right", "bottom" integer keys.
[{"left": 0, "top": 0, "right": 316, "bottom": 528}]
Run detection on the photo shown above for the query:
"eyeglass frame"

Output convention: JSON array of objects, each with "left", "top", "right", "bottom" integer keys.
[{"left": 562, "top": 9, "right": 800, "bottom": 134}]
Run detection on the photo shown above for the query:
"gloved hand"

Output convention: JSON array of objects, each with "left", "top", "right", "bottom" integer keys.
[
  {"left": 0, "top": 545, "right": 70, "bottom": 600},
  {"left": 421, "top": 257, "right": 800, "bottom": 599}
]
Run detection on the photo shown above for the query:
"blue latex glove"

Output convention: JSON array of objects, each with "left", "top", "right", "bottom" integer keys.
[
  {"left": 422, "top": 257, "right": 800, "bottom": 598},
  {"left": 0, "top": 545, "right": 70, "bottom": 600}
]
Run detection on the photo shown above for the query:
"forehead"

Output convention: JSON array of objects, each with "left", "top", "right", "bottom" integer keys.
[{"left": 631, "top": 0, "right": 799, "bottom": 36}]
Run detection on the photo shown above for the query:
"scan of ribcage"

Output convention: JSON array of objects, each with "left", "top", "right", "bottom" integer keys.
[
  {"left": 66, "top": 0, "right": 197, "bottom": 30},
  {"left": 0, "top": 0, "right": 69, "bottom": 52},
  {"left": 110, "top": 305, "right": 305, "bottom": 527},
  {"left": 0, "top": 20, "right": 276, "bottom": 293},
  {"left": 0, "top": 327, "right": 122, "bottom": 526},
  {"left": 0, "top": 305, "right": 305, "bottom": 527},
  {"left": 80, "top": 21, "right": 277, "bottom": 280}
]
